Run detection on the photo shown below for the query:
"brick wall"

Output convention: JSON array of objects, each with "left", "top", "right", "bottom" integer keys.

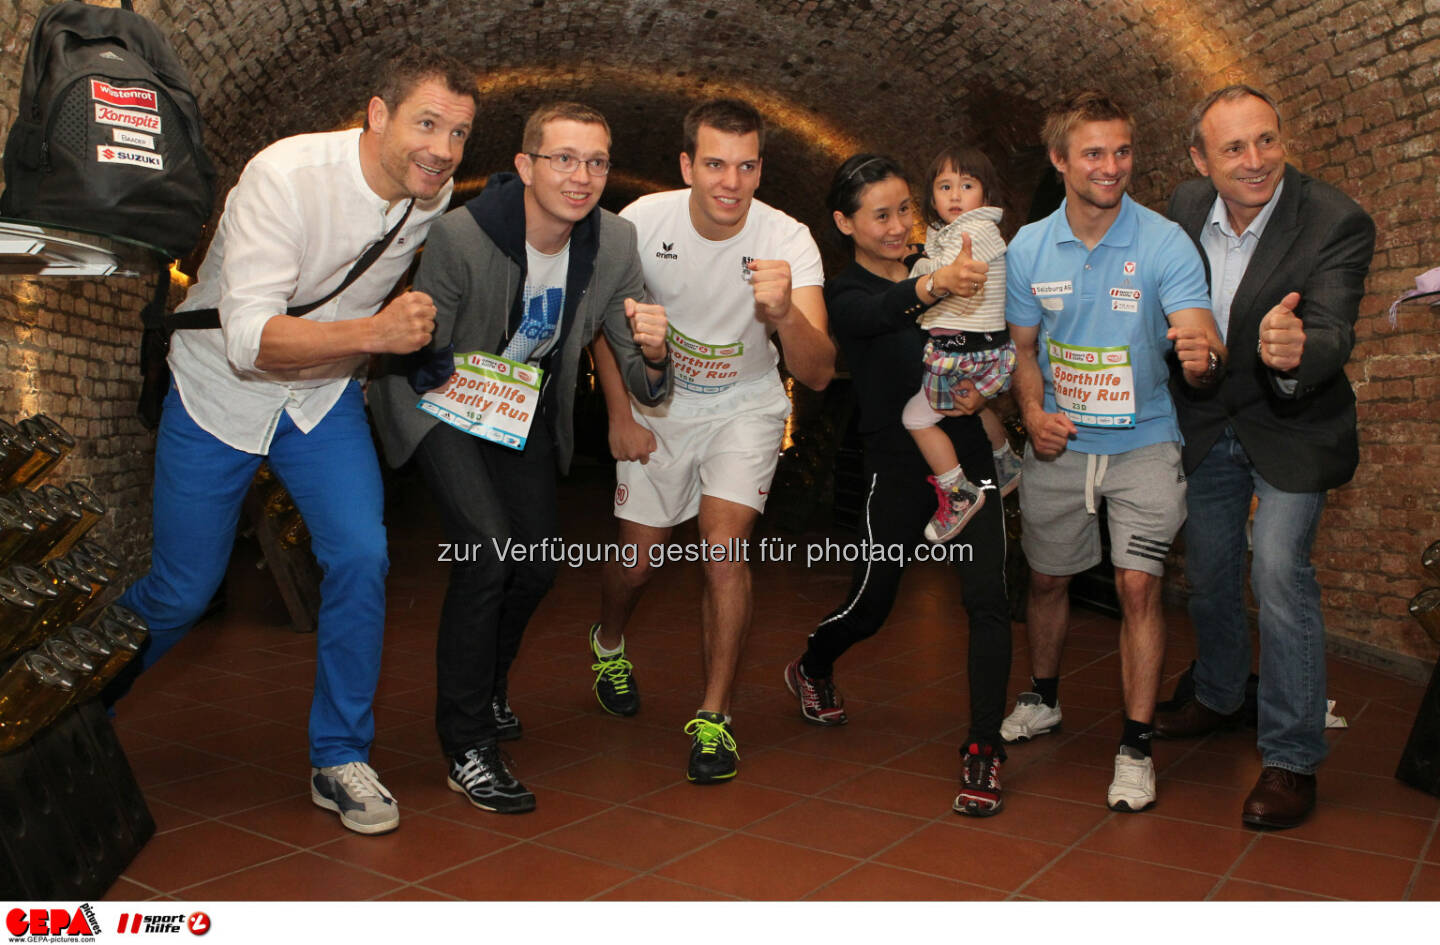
[
  {"left": 1, "top": 0, "right": 1435, "bottom": 664},
  {"left": 0, "top": 277, "right": 156, "bottom": 578}
]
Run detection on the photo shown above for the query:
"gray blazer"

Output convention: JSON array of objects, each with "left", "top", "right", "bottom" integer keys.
[
  {"left": 369, "top": 205, "right": 668, "bottom": 474},
  {"left": 1167, "top": 164, "right": 1375, "bottom": 492}
]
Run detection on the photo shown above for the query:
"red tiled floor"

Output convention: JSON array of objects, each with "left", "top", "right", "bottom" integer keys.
[
  {"left": 1211, "top": 879, "right": 1332, "bottom": 901},
  {"left": 423, "top": 842, "right": 637, "bottom": 900},
  {"left": 740, "top": 747, "right": 869, "bottom": 793},
  {"left": 877, "top": 822, "right": 1064, "bottom": 892},
  {"left": 122, "top": 821, "right": 293, "bottom": 891},
  {"left": 180, "top": 851, "right": 403, "bottom": 900},
  {"left": 596, "top": 876, "right": 738, "bottom": 900},
  {"left": 530, "top": 754, "right": 679, "bottom": 804},
  {"left": 807, "top": 863, "right": 1006, "bottom": 900},
  {"left": 1077, "top": 814, "right": 1255, "bottom": 874},
  {"left": 1281, "top": 801, "right": 1431, "bottom": 859},
  {"left": 656, "top": 833, "right": 857, "bottom": 899},
  {"left": 540, "top": 806, "right": 727, "bottom": 871},
  {"left": 1021, "top": 849, "right": 1221, "bottom": 900},
  {"left": 950, "top": 792, "right": 1110, "bottom": 846},
  {"left": 1231, "top": 835, "right": 1418, "bottom": 900},
  {"left": 100, "top": 470, "right": 1438, "bottom": 901},
  {"left": 633, "top": 780, "right": 800, "bottom": 830},
  {"left": 144, "top": 763, "right": 307, "bottom": 819},
  {"left": 819, "top": 766, "right": 960, "bottom": 819},
  {"left": 312, "top": 813, "right": 517, "bottom": 882},
  {"left": 1412, "top": 863, "right": 1440, "bottom": 900},
  {"left": 743, "top": 797, "right": 928, "bottom": 859}
]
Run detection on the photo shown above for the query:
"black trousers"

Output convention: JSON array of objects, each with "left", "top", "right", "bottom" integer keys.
[
  {"left": 803, "top": 426, "right": 1012, "bottom": 749},
  {"left": 412, "top": 422, "right": 559, "bottom": 755}
]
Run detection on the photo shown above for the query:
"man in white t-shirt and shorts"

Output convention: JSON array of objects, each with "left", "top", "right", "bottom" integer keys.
[{"left": 590, "top": 99, "right": 835, "bottom": 783}]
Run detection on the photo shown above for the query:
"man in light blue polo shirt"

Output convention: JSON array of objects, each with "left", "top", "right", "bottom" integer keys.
[{"left": 999, "top": 90, "right": 1225, "bottom": 814}]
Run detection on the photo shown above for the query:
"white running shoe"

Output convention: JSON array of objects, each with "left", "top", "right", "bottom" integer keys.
[
  {"left": 999, "top": 692, "right": 1063, "bottom": 743},
  {"left": 311, "top": 761, "right": 399, "bottom": 835},
  {"left": 1107, "top": 746, "right": 1157, "bottom": 812}
]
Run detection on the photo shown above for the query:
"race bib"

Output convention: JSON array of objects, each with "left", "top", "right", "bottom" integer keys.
[
  {"left": 418, "top": 350, "right": 542, "bottom": 450},
  {"left": 666, "top": 324, "right": 745, "bottom": 395},
  {"left": 1046, "top": 339, "right": 1135, "bottom": 428}
]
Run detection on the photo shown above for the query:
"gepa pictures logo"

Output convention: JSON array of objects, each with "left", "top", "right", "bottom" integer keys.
[{"left": 6, "top": 904, "right": 99, "bottom": 941}]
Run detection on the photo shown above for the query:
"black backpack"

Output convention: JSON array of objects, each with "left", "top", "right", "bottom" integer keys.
[{"left": 1, "top": 0, "right": 216, "bottom": 259}]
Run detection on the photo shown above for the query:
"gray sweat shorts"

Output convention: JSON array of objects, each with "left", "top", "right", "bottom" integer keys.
[{"left": 1018, "top": 440, "right": 1186, "bottom": 577}]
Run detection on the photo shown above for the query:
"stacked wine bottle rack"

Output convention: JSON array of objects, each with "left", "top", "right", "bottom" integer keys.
[
  {"left": 0, "top": 414, "right": 152, "bottom": 755},
  {"left": 0, "top": 412, "right": 157, "bottom": 897}
]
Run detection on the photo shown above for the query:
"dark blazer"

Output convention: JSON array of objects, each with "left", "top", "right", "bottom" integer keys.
[
  {"left": 1167, "top": 163, "right": 1375, "bottom": 492},
  {"left": 369, "top": 174, "right": 669, "bottom": 474}
]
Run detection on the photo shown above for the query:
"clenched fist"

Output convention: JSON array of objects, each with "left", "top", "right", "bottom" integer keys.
[
  {"left": 1025, "top": 406, "right": 1079, "bottom": 459},
  {"left": 748, "top": 258, "right": 794, "bottom": 324},
  {"left": 1258, "top": 291, "right": 1305, "bottom": 373},
  {"left": 1166, "top": 324, "right": 1213, "bottom": 382},
  {"left": 371, "top": 290, "right": 436, "bottom": 355},
  {"left": 625, "top": 297, "right": 668, "bottom": 364}
]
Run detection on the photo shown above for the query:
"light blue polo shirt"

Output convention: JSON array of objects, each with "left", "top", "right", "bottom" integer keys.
[{"left": 1006, "top": 194, "right": 1211, "bottom": 455}]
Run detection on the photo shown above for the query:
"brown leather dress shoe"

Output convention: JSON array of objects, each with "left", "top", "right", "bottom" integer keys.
[
  {"left": 1153, "top": 698, "right": 1242, "bottom": 739},
  {"left": 1242, "top": 766, "right": 1316, "bottom": 829}
]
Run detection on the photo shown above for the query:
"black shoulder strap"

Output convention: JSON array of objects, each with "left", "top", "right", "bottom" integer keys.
[{"left": 168, "top": 199, "right": 414, "bottom": 331}]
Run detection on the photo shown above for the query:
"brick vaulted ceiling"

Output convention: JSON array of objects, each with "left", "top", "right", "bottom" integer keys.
[{"left": 77, "top": 0, "right": 1314, "bottom": 228}]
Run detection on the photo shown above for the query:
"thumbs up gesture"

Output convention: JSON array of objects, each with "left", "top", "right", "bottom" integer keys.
[
  {"left": 933, "top": 232, "right": 988, "bottom": 298},
  {"left": 624, "top": 297, "right": 668, "bottom": 364},
  {"left": 1258, "top": 291, "right": 1304, "bottom": 372}
]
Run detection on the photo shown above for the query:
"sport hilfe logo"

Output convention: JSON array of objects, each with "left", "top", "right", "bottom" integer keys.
[{"left": 114, "top": 911, "right": 211, "bottom": 935}]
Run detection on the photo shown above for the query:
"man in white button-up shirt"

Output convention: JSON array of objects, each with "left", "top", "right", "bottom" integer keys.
[
  {"left": 1157, "top": 85, "right": 1375, "bottom": 830},
  {"left": 113, "top": 51, "right": 478, "bottom": 836}
]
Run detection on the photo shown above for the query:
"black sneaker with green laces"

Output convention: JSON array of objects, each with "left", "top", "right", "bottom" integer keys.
[
  {"left": 589, "top": 623, "right": 639, "bottom": 717},
  {"left": 684, "top": 710, "right": 738, "bottom": 784}
]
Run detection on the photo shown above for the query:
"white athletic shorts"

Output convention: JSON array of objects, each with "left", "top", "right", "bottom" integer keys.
[{"left": 613, "top": 375, "right": 790, "bottom": 527}]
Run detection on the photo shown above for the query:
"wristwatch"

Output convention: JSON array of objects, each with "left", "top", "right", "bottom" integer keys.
[
  {"left": 925, "top": 274, "right": 950, "bottom": 299},
  {"left": 1200, "top": 348, "right": 1223, "bottom": 384}
]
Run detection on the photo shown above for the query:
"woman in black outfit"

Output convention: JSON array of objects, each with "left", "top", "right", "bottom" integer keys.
[{"left": 781, "top": 154, "right": 1014, "bottom": 815}]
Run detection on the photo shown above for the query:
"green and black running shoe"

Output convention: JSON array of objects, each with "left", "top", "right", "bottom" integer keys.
[
  {"left": 684, "top": 710, "right": 738, "bottom": 784},
  {"left": 590, "top": 623, "right": 640, "bottom": 717}
]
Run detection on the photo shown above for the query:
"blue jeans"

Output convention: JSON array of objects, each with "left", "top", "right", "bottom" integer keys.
[
  {"left": 1183, "top": 427, "right": 1328, "bottom": 774},
  {"left": 118, "top": 382, "right": 388, "bottom": 766}
]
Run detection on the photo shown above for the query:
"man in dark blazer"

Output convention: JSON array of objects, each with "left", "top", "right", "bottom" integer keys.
[
  {"left": 1156, "top": 85, "right": 1375, "bottom": 828},
  {"left": 369, "top": 102, "right": 670, "bottom": 815}
]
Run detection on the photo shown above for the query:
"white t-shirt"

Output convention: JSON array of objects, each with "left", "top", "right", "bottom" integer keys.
[
  {"left": 620, "top": 189, "right": 823, "bottom": 398},
  {"left": 502, "top": 241, "right": 569, "bottom": 363}
]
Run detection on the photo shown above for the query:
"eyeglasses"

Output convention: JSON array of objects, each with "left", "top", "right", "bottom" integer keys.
[{"left": 527, "top": 152, "right": 612, "bottom": 176}]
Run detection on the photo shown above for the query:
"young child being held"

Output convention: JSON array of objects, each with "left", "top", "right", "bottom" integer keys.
[{"left": 906, "top": 146, "right": 1022, "bottom": 543}]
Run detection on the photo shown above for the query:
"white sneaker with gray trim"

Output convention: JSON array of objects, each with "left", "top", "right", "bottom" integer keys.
[
  {"left": 311, "top": 761, "right": 399, "bottom": 835},
  {"left": 1107, "top": 746, "right": 1156, "bottom": 812},
  {"left": 999, "top": 692, "right": 1062, "bottom": 743}
]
